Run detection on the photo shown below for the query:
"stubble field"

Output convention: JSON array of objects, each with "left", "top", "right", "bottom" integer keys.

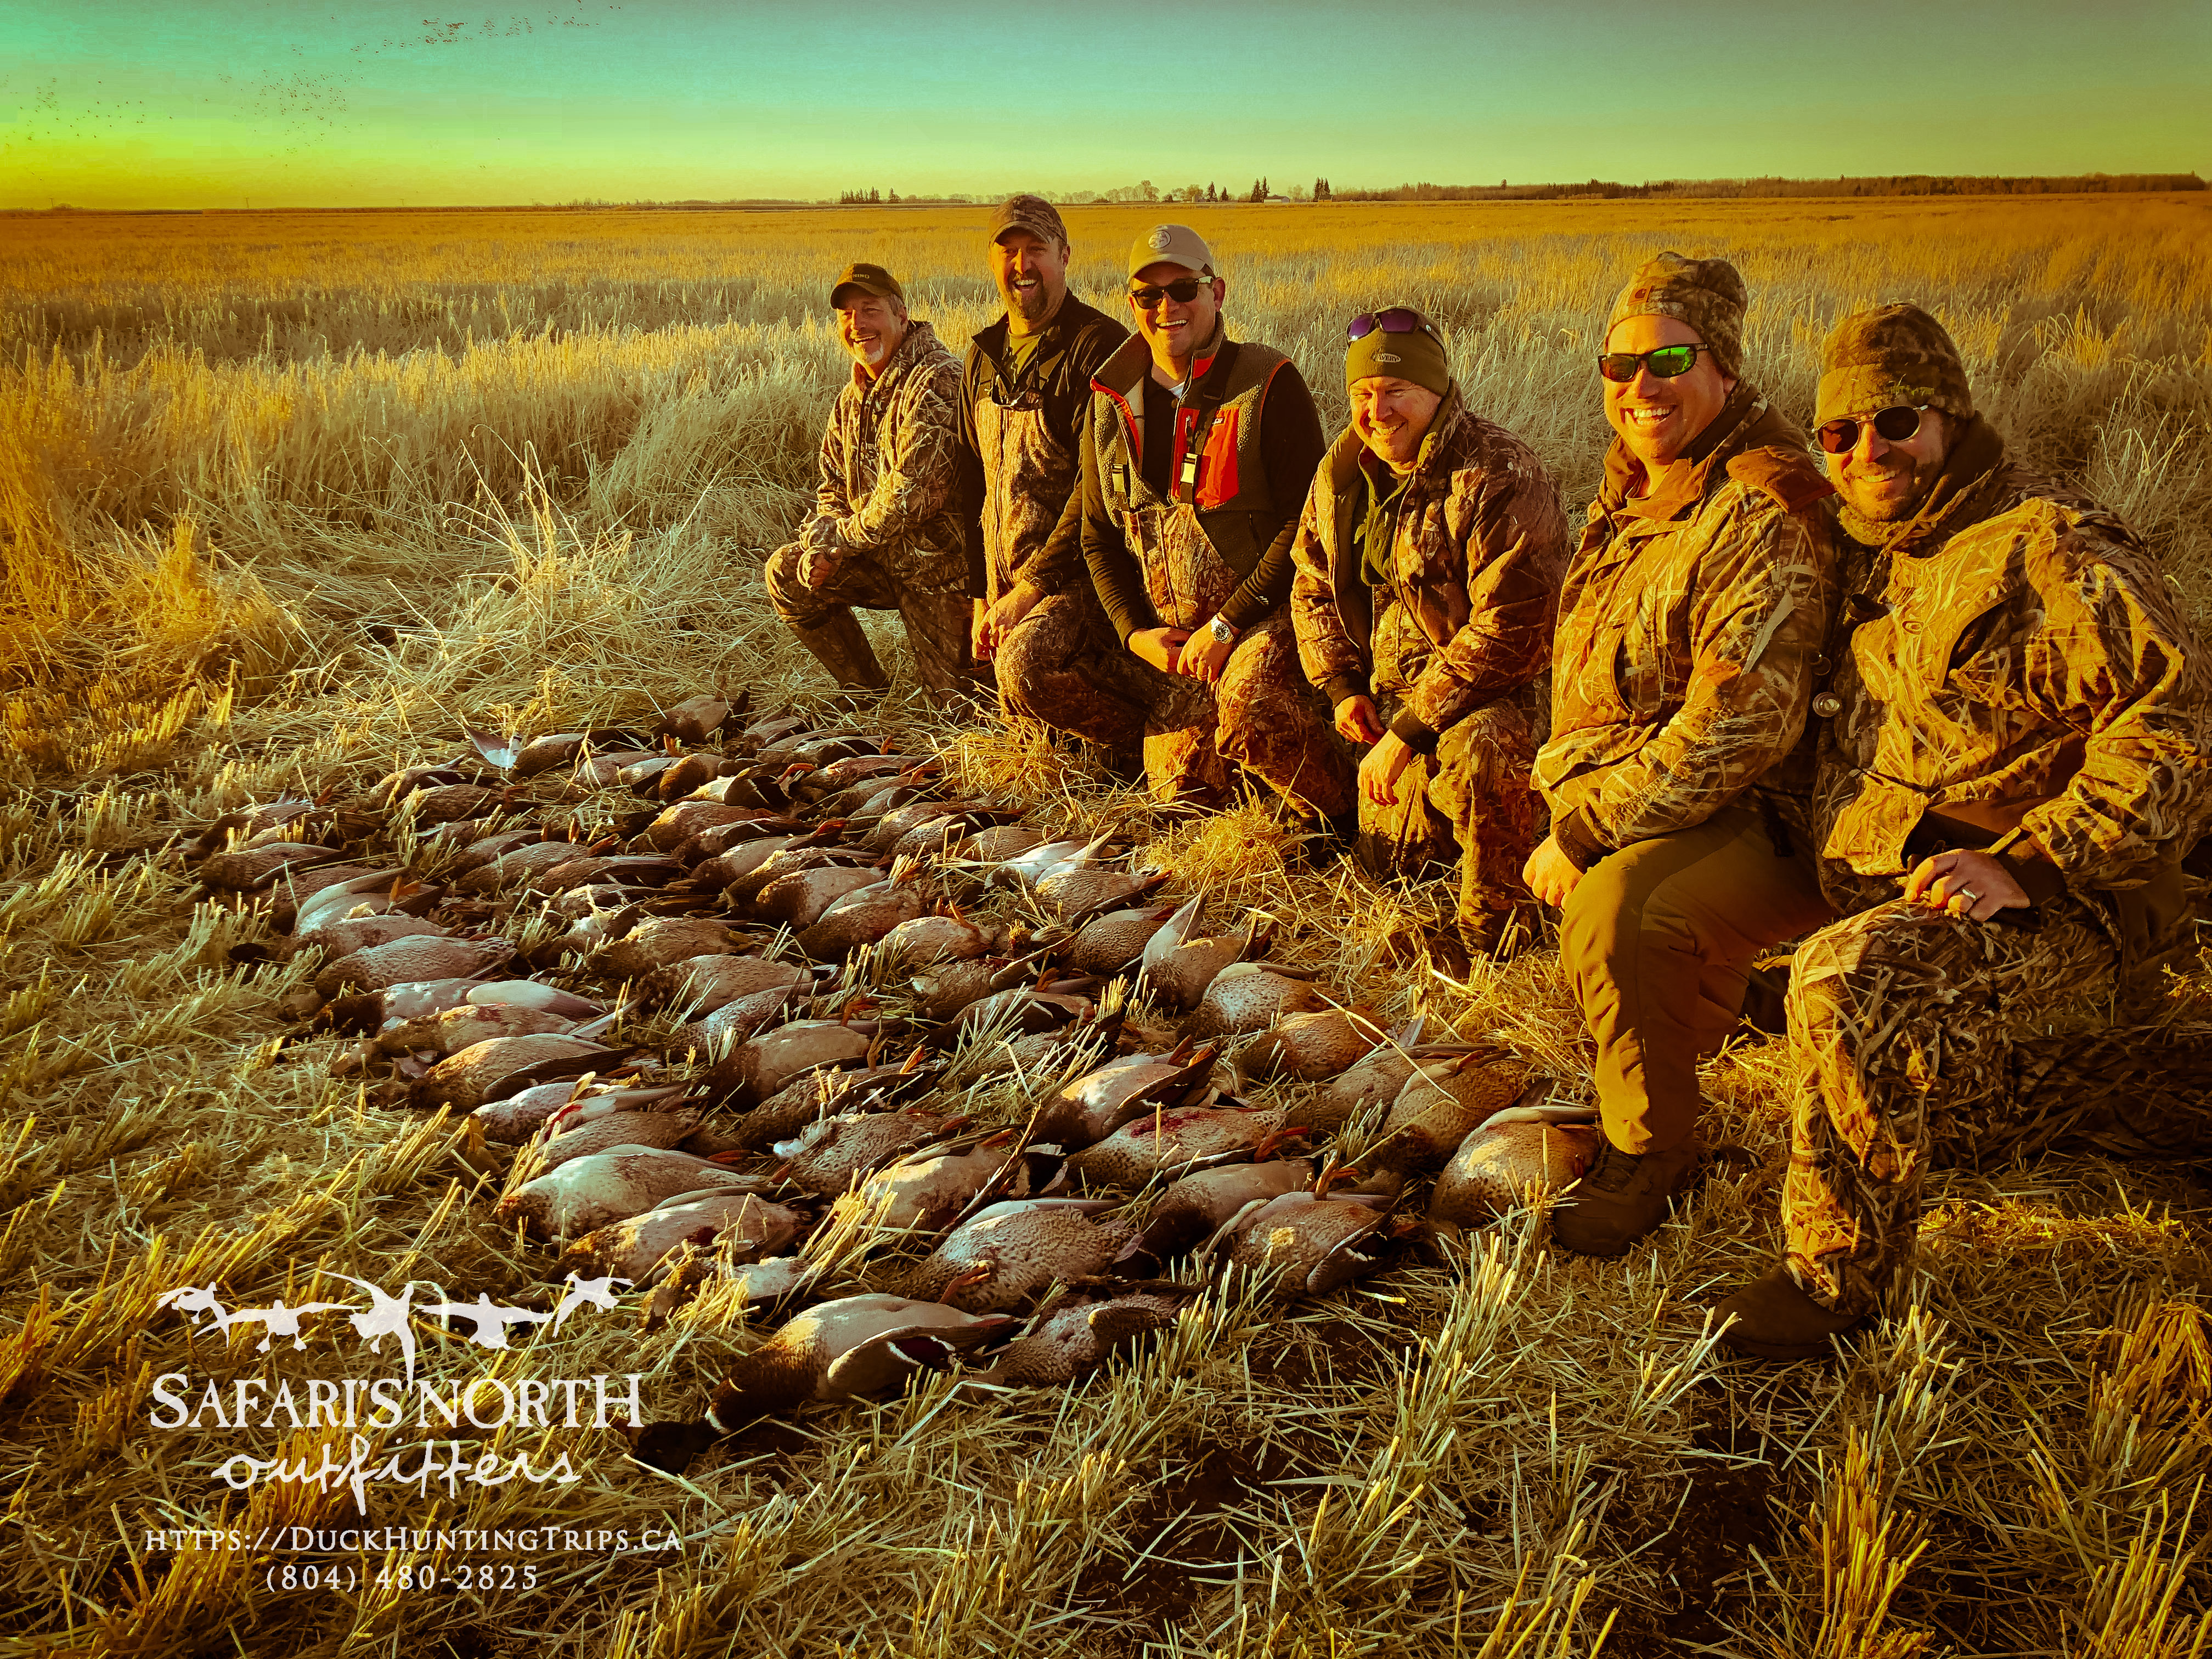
[{"left": 4, "top": 194, "right": 2212, "bottom": 1658}]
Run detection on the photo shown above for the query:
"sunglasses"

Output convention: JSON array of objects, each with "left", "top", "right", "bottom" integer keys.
[
  {"left": 1596, "top": 343, "right": 1719, "bottom": 383},
  {"left": 1130, "top": 278, "right": 1207, "bottom": 307},
  {"left": 1348, "top": 307, "right": 1435, "bottom": 341},
  {"left": 1816, "top": 404, "right": 1931, "bottom": 455}
]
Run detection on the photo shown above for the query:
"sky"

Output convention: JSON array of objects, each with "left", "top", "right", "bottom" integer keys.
[{"left": 2, "top": 0, "right": 2207, "bottom": 210}]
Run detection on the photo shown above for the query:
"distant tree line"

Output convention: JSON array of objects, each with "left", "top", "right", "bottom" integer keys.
[{"left": 1330, "top": 172, "right": 2205, "bottom": 203}]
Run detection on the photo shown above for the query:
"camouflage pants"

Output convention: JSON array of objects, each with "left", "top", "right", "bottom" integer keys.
[
  {"left": 764, "top": 542, "right": 973, "bottom": 693},
  {"left": 1140, "top": 611, "right": 1355, "bottom": 819},
  {"left": 1362, "top": 699, "right": 1543, "bottom": 934},
  {"left": 1561, "top": 803, "right": 1837, "bottom": 1155},
  {"left": 995, "top": 587, "right": 1147, "bottom": 750},
  {"left": 1782, "top": 893, "right": 2212, "bottom": 1319}
]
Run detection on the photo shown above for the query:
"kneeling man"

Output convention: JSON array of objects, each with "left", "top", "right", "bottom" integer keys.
[
  {"left": 766, "top": 262, "right": 972, "bottom": 692},
  {"left": 1717, "top": 304, "right": 2212, "bottom": 1358},
  {"left": 1288, "top": 307, "right": 1570, "bottom": 956}
]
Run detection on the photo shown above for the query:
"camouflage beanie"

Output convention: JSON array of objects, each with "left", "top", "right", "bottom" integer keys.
[
  {"left": 1605, "top": 251, "right": 1746, "bottom": 377},
  {"left": 1816, "top": 303, "right": 1976, "bottom": 427},
  {"left": 1346, "top": 313, "right": 1452, "bottom": 399}
]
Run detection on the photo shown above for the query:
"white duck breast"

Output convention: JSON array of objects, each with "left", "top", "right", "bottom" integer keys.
[
  {"left": 465, "top": 980, "right": 605, "bottom": 1017},
  {"left": 994, "top": 837, "right": 1092, "bottom": 886},
  {"left": 371, "top": 977, "right": 486, "bottom": 1024},
  {"left": 555, "top": 1190, "right": 805, "bottom": 1282},
  {"left": 496, "top": 1146, "right": 761, "bottom": 1240},
  {"left": 290, "top": 867, "right": 420, "bottom": 937},
  {"left": 705, "top": 1294, "right": 1017, "bottom": 1427}
]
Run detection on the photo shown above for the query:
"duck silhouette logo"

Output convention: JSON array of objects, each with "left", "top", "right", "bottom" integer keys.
[{"left": 155, "top": 1274, "right": 630, "bottom": 1384}]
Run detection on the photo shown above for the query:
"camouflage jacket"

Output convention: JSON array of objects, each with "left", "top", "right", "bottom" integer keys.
[
  {"left": 804, "top": 320, "right": 969, "bottom": 593},
  {"left": 1534, "top": 387, "right": 1838, "bottom": 867},
  {"left": 1287, "top": 389, "right": 1570, "bottom": 752},
  {"left": 1817, "top": 437, "right": 2212, "bottom": 923}
]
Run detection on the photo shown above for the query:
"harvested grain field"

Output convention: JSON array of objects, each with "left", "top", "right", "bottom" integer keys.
[{"left": 4, "top": 195, "right": 2212, "bottom": 1657}]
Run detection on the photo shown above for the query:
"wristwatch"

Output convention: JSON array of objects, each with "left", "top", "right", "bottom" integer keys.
[{"left": 1207, "top": 614, "right": 1239, "bottom": 646}]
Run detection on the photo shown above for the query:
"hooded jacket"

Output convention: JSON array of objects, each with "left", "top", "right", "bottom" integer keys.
[
  {"left": 1535, "top": 386, "right": 1839, "bottom": 867},
  {"left": 1286, "top": 387, "right": 1570, "bottom": 751}
]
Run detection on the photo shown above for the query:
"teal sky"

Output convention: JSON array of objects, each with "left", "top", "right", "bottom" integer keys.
[{"left": 2, "top": 0, "right": 2207, "bottom": 208}]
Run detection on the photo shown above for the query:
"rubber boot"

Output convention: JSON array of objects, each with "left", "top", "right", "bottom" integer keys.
[
  {"left": 1549, "top": 1135, "right": 1701, "bottom": 1257},
  {"left": 1713, "top": 1262, "right": 1866, "bottom": 1361},
  {"left": 789, "top": 610, "right": 890, "bottom": 691}
]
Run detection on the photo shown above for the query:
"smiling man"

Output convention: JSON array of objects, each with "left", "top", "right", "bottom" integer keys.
[
  {"left": 1286, "top": 306, "right": 1568, "bottom": 960},
  {"left": 957, "top": 195, "right": 1147, "bottom": 759},
  {"left": 1712, "top": 303, "right": 2212, "bottom": 1358},
  {"left": 1077, "top": 223, "right": 1350, "bottom": 826},
  {"left": 1530, "top": 251, "right": 1841, "bottom": 1259},
  {"left": 764, "top": 262, "right": 973, "bottom": 692}
]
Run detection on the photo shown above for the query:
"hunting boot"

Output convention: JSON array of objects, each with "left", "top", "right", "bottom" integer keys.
[
  {"left": 1713, "top": 1262, "right": 1866, "bottom": 1362},
  {"left": 790, "top": 610, "right": 891, "bottom": 692},
  {"left": 1549, "top": 1135, "right": 1701, "bottom": 1257}
]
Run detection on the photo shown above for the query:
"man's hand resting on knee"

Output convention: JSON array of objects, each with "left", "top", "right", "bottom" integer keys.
[{"left": 1523, "top": 834, "right": 1583, "bottom": 909}]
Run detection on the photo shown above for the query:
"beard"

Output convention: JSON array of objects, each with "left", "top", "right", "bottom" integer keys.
[{"left": 1849, "top": 449, "right": 1946, "bottom": 522}]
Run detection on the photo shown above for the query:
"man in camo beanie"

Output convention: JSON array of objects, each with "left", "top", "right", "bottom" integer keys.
[
  {"left": 1604, "top": 251, "right": 1746, "bottom": 377},
  {"left": 1814, "top": 302, "right": 1975, "bottom": 429}
]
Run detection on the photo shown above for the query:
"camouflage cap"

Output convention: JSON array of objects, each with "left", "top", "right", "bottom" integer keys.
[
  {"left": 1128, "top": 223, "right": 1216, "bottom": 280},
  {"left": 989, "top": 193, "right": 1068, "bottom": 250},
  {"left": 1816, "top": 302, "right": 1976, "bottom": 427},
  {"left": 1605, "top": 251, "right": 1746, "bottom": 378},
  {"left": 830, "top": 262, "right": 904, "bottom": 308}
]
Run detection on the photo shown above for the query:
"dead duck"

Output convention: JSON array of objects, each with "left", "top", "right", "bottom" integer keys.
[
  {"left": 772, "top": 1105, "right": 959, "bottom": 1196},
  {"left": 1368, "top": 1051, "right": 1532, "bottom": 1176},
  {"left": 289, "top": 911, "right": 452, "bottom": 963},
  {"left": 1035, "top": 1037, "right": 1222, "bottom": 1148},
  {"left": 1239, "top": 1007, "right": 1391, "bottom": 1084},
  {"left": 753, "top": 865, "right": 885, "bottom": 929},
  {"left": 658, "top": 692, "right": 737, "bottom": 746},
  {"left": 650, "top": 953, "right": 811, "bottom": 1015},
  {"left": 901, "top": 1198, "right": 1136, "bottom": 1313},
  {"left": 1302, "top": 1017, "right": 1460, "bottom": 1138},
  {"left": 848, "top": 1130, "right": 1042, "bottom": 1232},
  {"left": 985, "top": 1285, "right": 1195, "bottom": 1386},
  {"left": 949, "top": 983, "right": 1097, "bottom": 1039},
  {"left": 410, "top": 1033, "right": 614, "bottom": 1112},
  {"left": 591, "top": 917, "right": 745, "bottom": 981},
  {"left": 1140, "top": 904, "right": 1272, "bottom": 1013},
  {"left": 715, "top": 837, "right": 865, "bottom": 905},
  {"left": 1187, "top": 963, "right": 1329, "bottom": 1040},
  {"left": 644, "top": 800, "right": 768, "bottom": 853},
  {"left": 375, "top": 1001, "right": 578, "bottom": 1058},
  {"left": 1116, "top": 1156, "right": 1313, "bottom": 1272},
  {"left": 472, "top": 1080, "right": 684, "bottom": 1145},
  {"left": 513, "top": 1107, "right": 705, "bottom": 1179},
  {"left": 1221, "top": 1180, "right": 1410, "bottom": 1297},
  {"left": 877, "top": 911, "right": 1008, "bottom": 967},
  {"left": 497, "top": 1146, "right": 763, "bottom": 1241},
  {"left": 1427, "top": 1109, "right": 1601, "bottom": 1233},
  {"left": 910, "top": 955, "right": 1040, "bottom": 1023},
  {"left": 443, "top": 830, "right": 541, "bottom": 874},
  {"left": 702, "top": 1019, "right": 874, "bottom": 1108},
  {"left": 454, "top": 841, "right": 592, "bottom": 894},
  {"left": 798, "top": 873, "right": 929, "bottom": 961},
  {"left": 628, "top": 1294, "right": 1017, "bottom": 1471},
  {"left": 322, "top": 975, "right": 483, "bottom": 1035},
  {"left": 1034, "top": 865, "right": 1169, "bottom": 924},
  {"left": 1067, "top": 1106, "right": 1294, "bottom": 1189},
  {"left": 726, "top": 1052, "right": 938, "bottom": 1149},
  {"left": 198, "top": 842, "right": 349, "bottom": 893},
  {"left": 959, "top": 824, "right": 1047, "bottom": 862},
  {"left": 1064, "top": 904, "right": 1179, "bottom": 977},
  {"left": 672, "top": 983, "right": 812, "bottom": 1059},
  {"left": 278, "top": 864, "right": 433, "bottom": 935},
  {"left": 555, "top": 1189, "right": 804, "bottom": 1284},
  {"left": 315, "top": 935, "right": 515, "bottom": 1001},
  {"left": 401, "top": 783, "right": 509, "bottom": 827}
]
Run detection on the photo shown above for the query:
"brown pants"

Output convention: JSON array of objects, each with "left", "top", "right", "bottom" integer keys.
[
  {"left": 1783, "top": 893, "right": 2212, "bottom": 1319},
  {"left": 1559, "top": 803, "right": 1837, "bottom": 1155},
  {"left": 1363, "top": 699, "right": 1543, "bottom": 936},
  {"left": 764, "top": 542, "right": 972, "bottom": 693},
  {"left": 1138, "top": 611, "right": 1355, "bottom": 819},
  {"left": 995, "top": 588, "right": 1147, "bottom": 751}
]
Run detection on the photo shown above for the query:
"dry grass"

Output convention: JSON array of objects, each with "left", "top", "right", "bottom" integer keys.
[{"left": 2, "top": 196, "right": 2210, "bottom": 1656}]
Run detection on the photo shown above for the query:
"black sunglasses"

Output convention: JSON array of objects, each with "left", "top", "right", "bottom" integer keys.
[
  {"left": 1348, "top": 307, "right": 1436, "bottom": 341},
  {"left": 1130, "top": 278, "right": 1206, "bottom": 307},
  {"left": 1817, "top": 404, "right": 1931, "bottom": 455},
  {"left": 1596, "top": 343, "right": 1719, "bottom": 383}
]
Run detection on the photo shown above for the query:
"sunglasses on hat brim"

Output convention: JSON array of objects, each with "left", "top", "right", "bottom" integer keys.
[
  {"left": 1817, "top": 404, "right": 1932, "bottom": 454},
  {"left": 1595, "top": 343, "right": 1719, "bottom": 383},
  {"left": 1347, "top": 307, "right": 1436, "bottom": 341},
  {"left": 1129, "top": 277, "right": 1209, "bottom": 307}
]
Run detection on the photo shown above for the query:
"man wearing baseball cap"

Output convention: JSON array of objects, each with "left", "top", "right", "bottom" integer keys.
[
  {"left": 1712, "top": 302, "right": 2212, "bottom": 1359},
  {"left": 957, "top": 194, "right": 1148, "bottom": 758},
  {"left": 1532, "top": 250, "right": 1841, "bottom": 1259},
  {"left": 1285, "top": 306, "right": 1570, "bottom": 962},
  {"left": 1076, "top": 223, "right": 1351, "bottom": 825},
  {"left": 763, "top": 261, "right": 974, "bottom": 691}
]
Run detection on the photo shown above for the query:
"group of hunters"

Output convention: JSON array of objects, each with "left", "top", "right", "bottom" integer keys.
[{"left": 763, "top": 195, "right": 2212, "bottom": 1361}]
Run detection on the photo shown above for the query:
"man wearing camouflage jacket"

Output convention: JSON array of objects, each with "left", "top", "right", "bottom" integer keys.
[
  {"left": 1531, "top": 252, "right": 1842, "bottom": 1258},
  {"left": 765, "top": 262, "right": 974, "bottom": 692},
  {"left": 958, "top": 195, "right": 1148, "bottom": 754},
  {"left": 1287, "top": 306, "right": 1569, "bottom": 958},
  {"left": 1714, "top": 304, "right": 2212, "bottom": 1359}
]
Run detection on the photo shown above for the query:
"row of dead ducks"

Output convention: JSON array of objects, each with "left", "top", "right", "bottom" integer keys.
[{"left": 192, "top": 694, "right": 1599, "bottom": 1472}]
